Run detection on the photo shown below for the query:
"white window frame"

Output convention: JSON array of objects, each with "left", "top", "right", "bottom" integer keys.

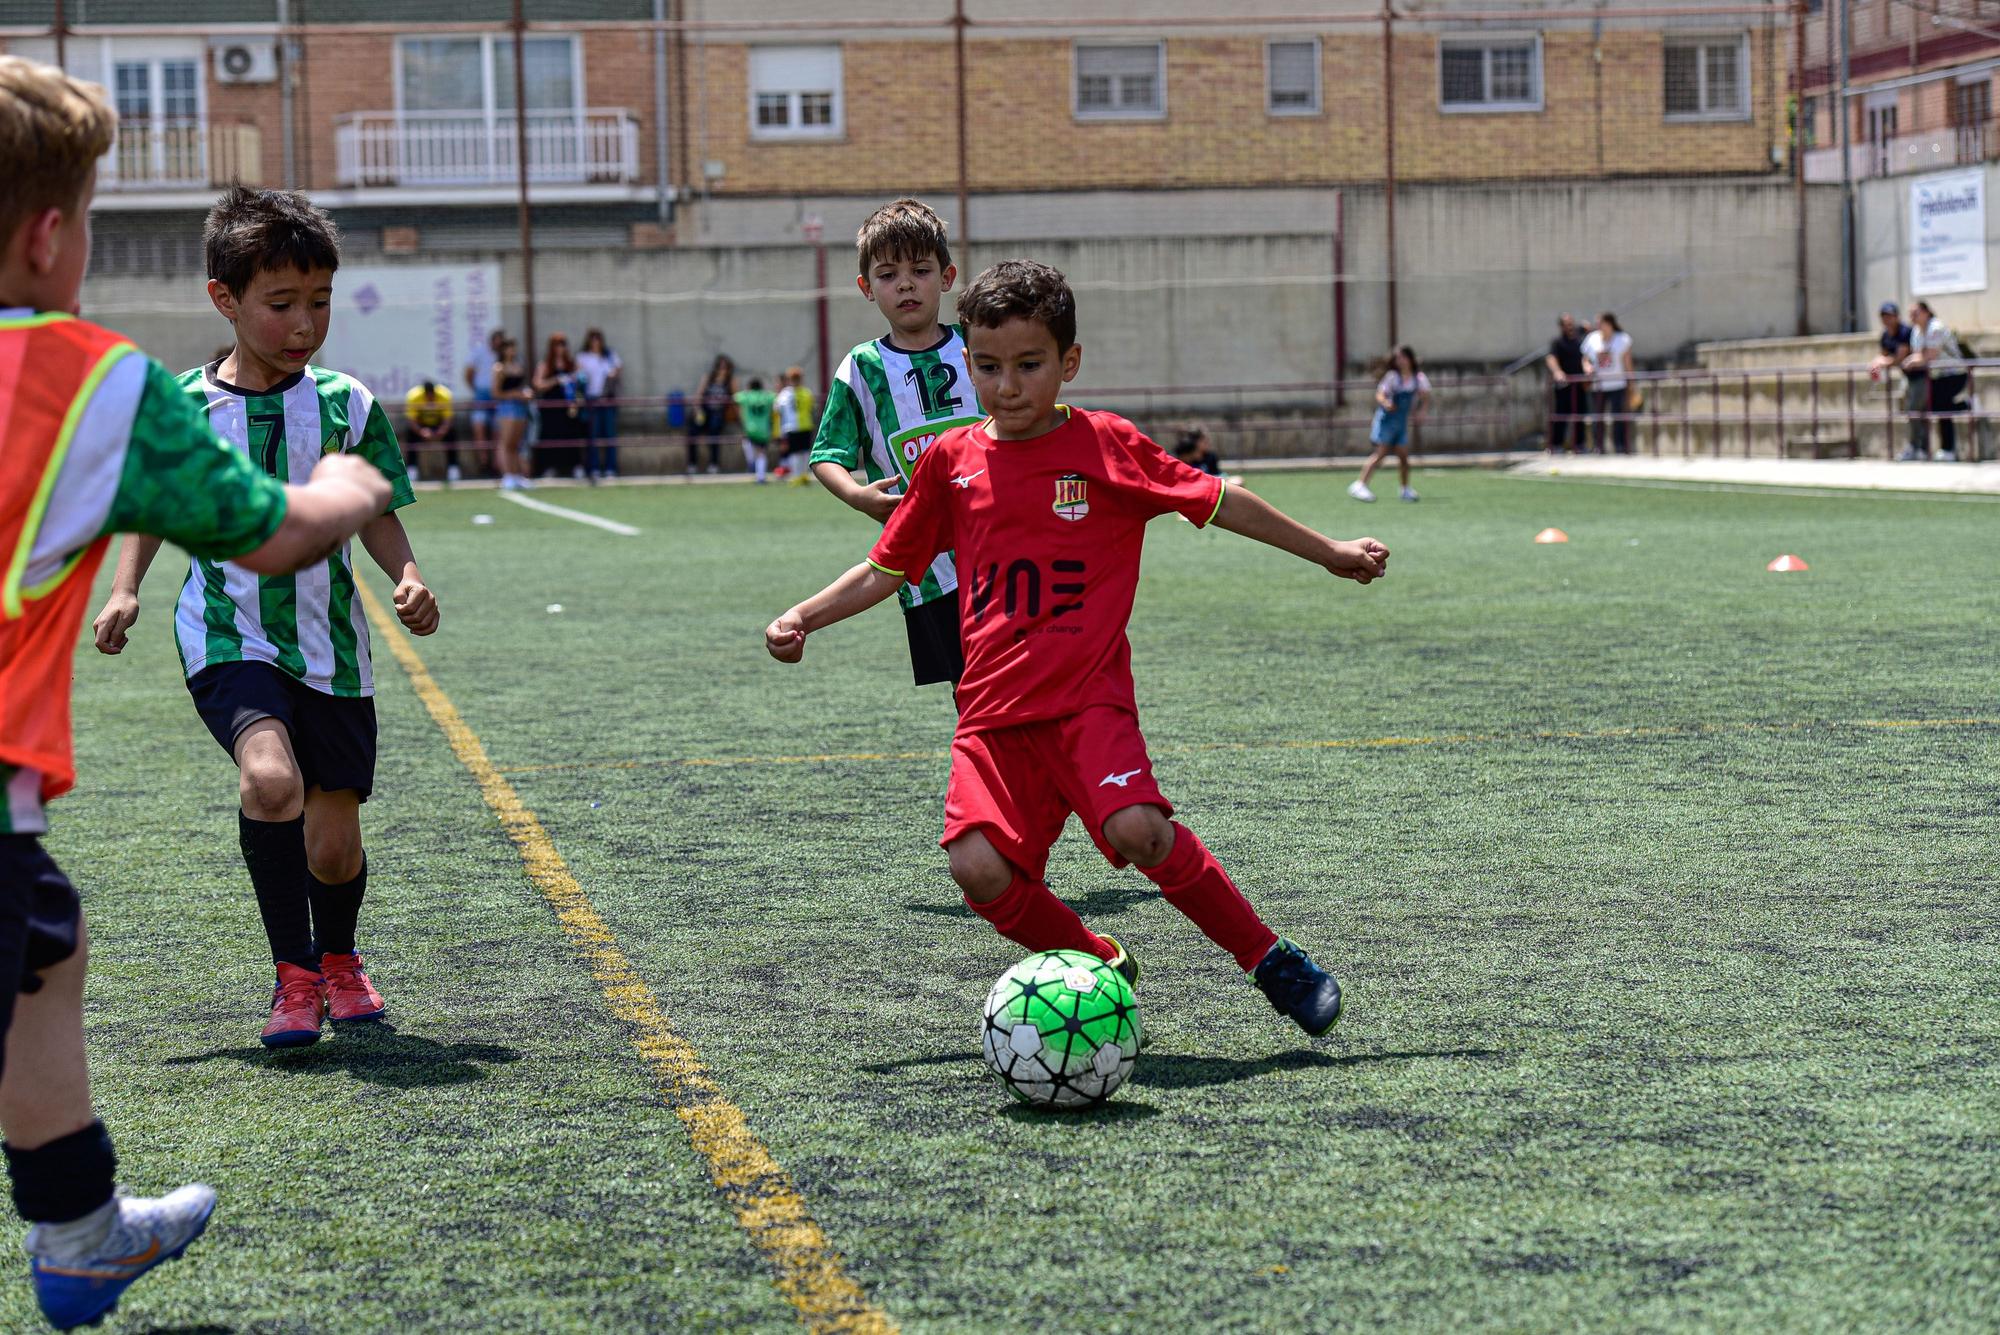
[
  {"left": 1073, "top": 40, "right": 1167, "bottom": 122},
  {"left": 1437, "top": 33, "right": 1544, "bottom": 115},
  {"left": 391, "top": 34, "right": 586, "bottom": 127},
  {"left": 10, "top": 37, "right": 208, "bottom": 185},
  {"left": 747, "top": 45, "right": 845, "bottom": 142},
  {"left": 1266, "top": 37, "right": 1322, "bottom": 117},
  {"left": 1663, "top": 32, "right": 1751, "bottom": 123}
]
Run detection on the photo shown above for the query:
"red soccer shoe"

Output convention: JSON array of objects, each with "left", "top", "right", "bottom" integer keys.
[
  {"left": 260, "top": 962, "right": 326, "bottom": 1047},
  {"left": 320, "top": 952, "right": 387, "bottom": 1023}
]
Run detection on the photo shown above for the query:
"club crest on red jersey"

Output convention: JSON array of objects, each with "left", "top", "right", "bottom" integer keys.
[{"left": 1053, "top": 473, "right": 1090, "bottom": 522}]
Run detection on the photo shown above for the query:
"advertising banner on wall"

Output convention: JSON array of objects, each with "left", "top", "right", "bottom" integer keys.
[
  {"left": 1910, "top": 169, "right": 1988, "bottom": 297},
  {"left": 316, "top": 263, "right": 503, "bottom": 405}
]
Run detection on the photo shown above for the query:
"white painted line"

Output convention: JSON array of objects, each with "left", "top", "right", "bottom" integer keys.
[
  {"left": 1505, "top": 474, "right": 2000, "bottom": 504},
  {"left": 497, "top": 490, "right": 642, "bottom": 535}
]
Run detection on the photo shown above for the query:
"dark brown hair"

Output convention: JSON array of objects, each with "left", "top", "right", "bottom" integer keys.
[
  {"left": 856, "top": 197, "right": 951, "bottom": 276},
  {"left": 957, "top": 260, "right": 1077, "bottom": 353},
  {"left": 204, "top": 183, "right": 341, "bottom": 296}
]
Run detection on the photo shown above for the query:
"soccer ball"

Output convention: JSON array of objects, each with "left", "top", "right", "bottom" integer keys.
[{"left": 981, "top": 949, "right": 1141, "bottom": 1110}]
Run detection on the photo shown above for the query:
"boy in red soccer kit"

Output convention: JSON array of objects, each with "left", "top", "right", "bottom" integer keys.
[{"left": 767, "top": 261, "right": 1389, "bottom": 1032}]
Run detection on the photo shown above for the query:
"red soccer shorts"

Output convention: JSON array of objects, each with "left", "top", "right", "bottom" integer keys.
[{"left": 940, "top": 704, "right": 1173, "bottom": 880}]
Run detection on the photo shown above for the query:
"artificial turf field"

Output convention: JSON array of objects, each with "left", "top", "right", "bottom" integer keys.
[{"left": 17, "top": 467, "right": 1999, "bottom": 1333}]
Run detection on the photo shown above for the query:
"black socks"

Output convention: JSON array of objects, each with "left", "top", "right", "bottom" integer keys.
[
  {"left": 5, "top": 1120, "right": 115, "bottom": 1224},
  {"left": 238, "top": 813, "right": 316, "bottom": 971},
  {"left": 307, "top": 858, "right": 367, "bottom": 958}
]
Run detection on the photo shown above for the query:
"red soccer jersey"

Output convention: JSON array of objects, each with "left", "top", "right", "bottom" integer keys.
[{"left": 869, "top": 407, "right": 1224, "bottom": 732}]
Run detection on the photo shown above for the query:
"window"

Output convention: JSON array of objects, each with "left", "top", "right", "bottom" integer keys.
[
  {"left": 1664, "top": 35, "right": 1749, "bottom": 120},
  {"left": 397, "top": 35, "right": 579, "bottom": 117},
  {"left": 1439, "top": 36, "right": 1542, "bottom": 113},
  {"left": 1267, "top": 39, "right": 1321, "bottom": 116},
  {"left": 749, "top": 46, "right": 843, "bottom": 140},
  {"left": 1075, "top": 42, "right": 1165, "bottom": 119}
]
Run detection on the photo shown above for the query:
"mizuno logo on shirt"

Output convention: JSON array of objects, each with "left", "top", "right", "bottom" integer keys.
[
  {"left": 1099, "top": 769, "right": 1145, "bottom": 788},
  {"left": 949, "top": 469, "right": 986, "bottom": 488}
]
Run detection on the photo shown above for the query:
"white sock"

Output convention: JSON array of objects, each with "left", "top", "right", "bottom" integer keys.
[{"left": 26, "top": 1198, "right": 116, "bottom": 1261}]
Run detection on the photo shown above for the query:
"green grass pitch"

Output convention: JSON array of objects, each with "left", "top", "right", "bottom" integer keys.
[{"left": 16, "top": 469, "right": 1997, "bottom": 1331}]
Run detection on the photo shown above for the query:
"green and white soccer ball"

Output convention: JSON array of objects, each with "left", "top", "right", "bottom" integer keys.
[{"left": 981, "top": 949, "right": 1141, "bottom": 1109}]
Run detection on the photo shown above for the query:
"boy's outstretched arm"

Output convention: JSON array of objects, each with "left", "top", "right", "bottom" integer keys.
[
  {"left": 1210, "top": 485, "right": 1389, "bottom": 584},
  {"left": 92, "top": 533, "right": 163, "bottom": 654},
  {"left": 765, "top": 561, "right": 906, "bottom": 662},
  {"left": 359, "top": 511, "right": 440, "bottom": 635}
]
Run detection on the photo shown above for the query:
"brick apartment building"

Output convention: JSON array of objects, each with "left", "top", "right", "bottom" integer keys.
[
  {"left": 0, "top": 0, "right": 1793, "bottom": 259},
  {"left": 1800, "top": 0, "right": 2000, "bottom": 184}
]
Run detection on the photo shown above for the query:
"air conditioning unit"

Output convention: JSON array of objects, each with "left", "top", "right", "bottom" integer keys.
[{"left": 211, "top": 40, "right": 278, "bottom": 85}]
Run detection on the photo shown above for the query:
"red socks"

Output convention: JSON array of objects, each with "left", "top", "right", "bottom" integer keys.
[
  {"left": 967, "top": 873, "right": 1116, "bottom": 962},
  {"left": 1141, "top": 823, "right": 1279, "bottom": 971}
]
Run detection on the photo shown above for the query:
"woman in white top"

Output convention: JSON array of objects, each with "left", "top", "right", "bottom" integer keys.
[
  {"left": 575, "top": 328, "right": 624, "bottom": 479},
  {"left": 1580, "top": 312, "right": 1635, "bottom": 455},
  {"left": 1903, "top": 300, "right": 1966, "bottom": 461}
]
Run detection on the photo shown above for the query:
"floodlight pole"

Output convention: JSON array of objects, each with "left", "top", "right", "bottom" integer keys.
[
  {"left": 1382, "top": 4, "right": 1399, "bottom": 348},
  {"left": 1836, "top": 0, "right": 1854, "bottom": 332},
  {"left": 1792, "top": 0, "right": 1808, "bottom": 334},
  {"left": 955, "top": 0, "right": 971, "bottom": 246},
  {"left": 512, "top": 0, "right": 537, "bottom": 359}
]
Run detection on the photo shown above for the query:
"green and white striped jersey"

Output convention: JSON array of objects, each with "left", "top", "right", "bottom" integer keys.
[
  {"left": 809, "top": 327, "right": 982, "bottom": 609},
  {"left": 172, "top": 361, "right": 416, "bottom": 697}
]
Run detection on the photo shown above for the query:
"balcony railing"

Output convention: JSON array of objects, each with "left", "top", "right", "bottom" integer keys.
[
  {"left": 333, "top": 110, "right": 640, "bottom": 189},
  {"left": 98, "top": 119, "right": 261, "bottom": 192},
  {"left": 1804, "top": 121, "right": 1997, "bottom": 182}
]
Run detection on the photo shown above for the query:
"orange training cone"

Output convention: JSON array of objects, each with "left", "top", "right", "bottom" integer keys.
[
  {"left": 1766, "top": 554, "right": 1809, "bottom": 572},
  {"left": 1534, "top": 528, "right": 1569, "bottom": 544}
]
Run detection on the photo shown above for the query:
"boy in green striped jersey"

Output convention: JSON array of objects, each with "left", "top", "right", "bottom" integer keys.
[
  {"left": 809, "top": 199, "right": 982, "bottom": 686},
  {"left": 91, "top": 187, "right": 438, "bottom": 1049}
]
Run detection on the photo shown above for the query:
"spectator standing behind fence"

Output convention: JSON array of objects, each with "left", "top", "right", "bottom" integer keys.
[
  {"left": 1173, "top": 426, "right": 1243, "bottom": 486},
  {"left": 775, "top": 366, "right": 816, "bottom": 484},
  {"left": 689, "top": 353, "right": 736, "bottom": 475},
  {"left": 403, "top": 379, "right": 459, "bottom": 484},
  {"left": 1349, "top": 346, "right": 1429, "bottom": 504},
  {"left": 1581, "top": 312, "right": 1634, "bottom": 455},
  {"left": 576, "top": 328, "right": 622, "bottom": 480},
  {"left": 493, "top": 337, "right": 533, "bottom": 490},
  {"left": 736, "top": 376, "right": 778, "bottom": 484},
  {"left": 533, "top": 332, "right": 587, "bottom": 480},
  {"left": 465, "top": 327, "right": 501, "bottom": 472},
  {"left": 1870, "top": 301, "right": 1921, "bottom": 459},
  {"left": 1544, "top": 312, "right": 1589, "bottom": 454},
  {"left": 1904, "top": 300, "right": 1967, "bottom": 462}
]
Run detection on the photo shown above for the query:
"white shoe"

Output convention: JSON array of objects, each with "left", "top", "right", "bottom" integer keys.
[
  {"left": 29, "top": 1184, "right": 217, "bottom": 1330},
  {"left": 1399, "top": 486, "right": 1419, "bottom": 502},
  {"left": 706, "top": 463, "right": 720, "bottom": 474},
  {"left": 572, "top": 466, "right": 587, "bottom": 479},
  {"left": 1348, "top": 480, "right": 1375, "bottom": 502},
  {"left": 1936, "top": 449, "right": 1958, "bottom": 462},
  {"left": 517, "top": 475, "right": 536, "bottom": 490},
  {"left": 445, "top": 464, "right": 462, "bottom": 484},
  {"left": 1897, "top": 446, "right": 1926, "bottom": 461}
]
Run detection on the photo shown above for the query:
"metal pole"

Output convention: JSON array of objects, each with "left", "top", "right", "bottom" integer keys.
[
  {"left": 810, "top": 221, "right": 831, "bottom": 398},
  {"left": 1333, "top": 188, "right": 1347, "bottom": 406},
  {"left": 1792, "top": 0, "right": 1807, "bottom": 334},
  {"left": 512, "top": 0, "right": 537, "bottom": 358},
  {"left": 653, "top": 0, "right": 671, "bottom": 223},
  {"left": 277, "top": 0, "right": 297, "bottom": 188},
  {"left": 53, "top": 0, "right": 65, "bottom": 69},
  {"left": 1382, "top": 4, "right": 1399, "bottom": 347},
  {"left": 955, "top": 0, "right": 970, "bottom": 246},
  {"left": 672, "top": 0, "right": 689, "bottom": 205},
  {"left": 1837, "top": 0, "right": 1854, "bottom": 332}
]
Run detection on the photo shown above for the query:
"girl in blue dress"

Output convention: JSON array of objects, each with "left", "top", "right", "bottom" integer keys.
[{"left": 1349, "top": 345, "right": 1431, "bottom": 503}]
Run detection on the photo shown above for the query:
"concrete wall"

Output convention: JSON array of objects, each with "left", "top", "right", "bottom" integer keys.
[
  {"left": 1858, "top": 161, "right": 2000, "bottom": 330},
  {"left": 82, "top": 177, "right": 1838, "bottom": 439}
]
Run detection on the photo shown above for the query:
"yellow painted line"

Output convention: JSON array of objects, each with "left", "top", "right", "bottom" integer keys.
[
  {"left": 490, "top": 715, "right": 2000, "bottom": 778},
  {"left": 357, "top": 583, "right": 893, "bottom": 1335}
]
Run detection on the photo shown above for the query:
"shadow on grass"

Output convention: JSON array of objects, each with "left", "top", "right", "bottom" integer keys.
[
  {"left": 160, "top": 1023, "right": 520, "bottom": 1089},
  {"left": 998, "top": 1099, "right": 1161, "bottom": 1125},
  {"left": 1133, "top": 1047, "right": 1503, "bottom": 1090},
  {"left": 137, "top": 1327, "right": 235, "bottom": 1334},
  {"left": 902, "top": 881, "right": 1156, "bottom": 921}
]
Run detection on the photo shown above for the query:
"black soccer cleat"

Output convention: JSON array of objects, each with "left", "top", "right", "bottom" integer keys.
[{"left": 1252, "top": 938, "right": 1343, "bottom": 1036}]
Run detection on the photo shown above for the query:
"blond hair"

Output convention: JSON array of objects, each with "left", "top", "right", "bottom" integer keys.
[
  {"left": 855, "top": 197, "right": 950, "bottom": 276},
  {"left": 0, "top": 55, "right": 116, "bottom": 248}
]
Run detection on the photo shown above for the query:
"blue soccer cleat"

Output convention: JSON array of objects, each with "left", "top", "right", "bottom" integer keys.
[
  {"left": 1252, "top": 938, "right": 1344, "bottom": 1036},
  {"left": 29, "top": 1184, "right": 217, "bottom": 1330}
]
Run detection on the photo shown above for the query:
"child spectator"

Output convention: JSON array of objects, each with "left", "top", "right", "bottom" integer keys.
[
  {"left": 1349, "top": 346, "right": 1429, "bottom": 503},
  {"left": 775, "top": 366, "right": 816, "bottom": 484},
  {"left": 690, "top": 353, "right": 735, "bottom": 475}
]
